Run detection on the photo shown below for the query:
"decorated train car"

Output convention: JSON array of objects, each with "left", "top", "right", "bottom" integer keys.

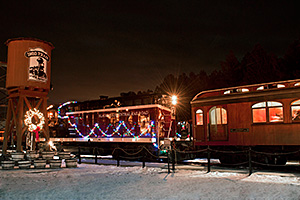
[
  {"left": 191, "top": 79, "right": 300, "bottom": 165},
  {"left": 49, "top": 104, "right": 175, "bottom": 155}
]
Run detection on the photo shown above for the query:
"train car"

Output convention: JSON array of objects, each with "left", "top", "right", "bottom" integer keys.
[
  {"left": 49, "top": 104, "right": 175, "bottom": 155},
  {"left": 191, "top": 79, "right": 300, "bottom": 165}
]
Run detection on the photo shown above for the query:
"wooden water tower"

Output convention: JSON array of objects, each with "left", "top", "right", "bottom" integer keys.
[{"left": 2, "top": 38, "right": 54, "bottom": 153}]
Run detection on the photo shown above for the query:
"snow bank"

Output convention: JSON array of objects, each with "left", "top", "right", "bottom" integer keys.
[{"left": 1, "top": 163, "right": 300, "bottom": 199}]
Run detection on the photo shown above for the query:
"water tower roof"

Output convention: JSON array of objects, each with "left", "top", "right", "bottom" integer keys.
[{"left": 5, "top": 37, "right": 54, "bottom": 49}]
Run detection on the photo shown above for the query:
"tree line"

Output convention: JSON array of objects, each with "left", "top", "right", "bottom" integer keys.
[{"left": 154, "top": 39, "right": 300, "bottom": 121}]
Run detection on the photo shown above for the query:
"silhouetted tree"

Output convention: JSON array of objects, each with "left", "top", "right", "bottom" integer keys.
[
  {"left": 124, "top": 40, "right": 300, "bottom": 121},
  {"left": 208, "top": 69, "right": 224, "bottom": 89},
  {"left": 281, "top": 39, "right": 300, "bottom": 79},
  {"left": 220, "top": 51, "right": 242, "bottom": 87},
  {"left": 241, "top": 44, "right": 280, "bottom": 84}
]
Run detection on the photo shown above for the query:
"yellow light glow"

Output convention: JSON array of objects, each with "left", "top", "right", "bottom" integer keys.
[
  {"left": 47, "top": 105, "right": 54, "bottom": 110},
  {"left": 171, "top": 95, "right": 177, "bottom": 105},
  {"left": 48, "top": 141, "right": 57, "bottom": 151}
]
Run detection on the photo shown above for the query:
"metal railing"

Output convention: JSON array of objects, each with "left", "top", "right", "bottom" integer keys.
[{"left": 76, "top": 146, "right": 300, "bottom": 175}]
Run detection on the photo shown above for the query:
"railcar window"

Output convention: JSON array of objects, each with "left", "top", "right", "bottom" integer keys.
[
  {"left": 209, "top": 107, "right": 227, "bottom": 125},
  {"left": 257, "top": 86, "right": 265, "bottom": 90},
  {"left": 252, "top": 101, "right": 283, "bottom": 123},
  {"left": 196, "top": 109, "right": 203, "bottom": 125},
  {"left": 224, "top": 88, "right": 249, "bottom": 94},
  {"left": 277, "top": 84, "right": 285, "bottom": 88},
  {"left": 252, "top": 102, "right": 266, "bottom": 108},
  {"left": 241, "top": 88, "right": 250, "bottom": 92},
  {"left": 257, "top": 84, "right": 285, "bottom": 90},
  {"left": 291, "top": 100, "right": 300, "bottom": 121}
]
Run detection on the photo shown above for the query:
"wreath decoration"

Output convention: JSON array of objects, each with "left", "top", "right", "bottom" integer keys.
[{"left": 24, "top": 108, "right": 45, "bottom": 132}]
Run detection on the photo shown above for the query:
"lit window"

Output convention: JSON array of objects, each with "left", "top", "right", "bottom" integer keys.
[
  {"left": 209, "top": 107, "right": 227, "bottom": 125},
  {"left": 238, "top": 88, "right": 249, "bottom": 92},
  {"left": 257, "top": 84, "right": 285, "bottom": 90},
  {"left": 257, "top": 86, "right": 265, "bottom": 90},
  {"left": 224, "top": 88, "right": 249, "bottom": 94},
  {"left": 291, "top": 100, "right": 300, "bottom": 121},
  {"left": 294, "top": 82, "right": 300, "bottom": 87},
  {"left": 252, "top": 101, "right": 283, "bottom": 123},
  {"left": 277, "top": 84, "right": 285, "bottom": 88},
  {"left": 224, "top": 90, "right": 231, "bottom": 94},
  {"left": 196, "top": 109, "right": 203, "bottom": 125}
]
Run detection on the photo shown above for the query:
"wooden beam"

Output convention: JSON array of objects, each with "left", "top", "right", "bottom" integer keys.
[
  {"left": 16, "top": 96, "right": 24, "bottom": 152},
  {"left": 35, "top": 98, "right": 43, "bottom": 110},
  {"left": 24, "top": 96, "right": 32, "bottom": 110},
  {"left": 2, "top": 100, "right": 12, "bottom": 154},
  {"left": 42, "top": 97, "right": 49, "bottom": 141}
]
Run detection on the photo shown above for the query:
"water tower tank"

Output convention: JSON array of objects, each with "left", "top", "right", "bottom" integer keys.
[{"left": 5, "top": 38, "right": 54, "bottom": 90}]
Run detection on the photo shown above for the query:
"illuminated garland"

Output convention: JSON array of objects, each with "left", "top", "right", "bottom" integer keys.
[
  {"left": 68, "top": 119, "right": 156, "bottom": 139},
  {"left": 138, "top": 121, "right": 155, "bottom": 137},
  {"left": 176, "top": 132, "right": 190, "bottom": 139},
  {"left": 58, "top": 101, "right": 77, "bottom": 119},
  {"left": 119, "top": 121, "right": 135, "bottom": 137},
  {"left": 61, "top": 101, "right": 157, "bottom": 140},
  {"left": 94, "top": 122, "right": 123, "bottom": 137},
  {"left": 24, "top": 108, "right": 45, "bottom": 132}
]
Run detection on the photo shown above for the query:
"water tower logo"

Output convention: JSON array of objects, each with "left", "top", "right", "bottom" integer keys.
[{"left": 25, "top": 47, "right": 49, "bottom": 82}]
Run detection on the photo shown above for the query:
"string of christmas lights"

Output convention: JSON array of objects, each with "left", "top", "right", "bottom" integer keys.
[
  {"left": 59, "top": 101, "right": 158, "bottom": 140},
  {"left": 68, "top": 119, "right": 156, "bottom": 139},
  {"left": 57, "top": 101, "right": 77, "bottom": 119}
]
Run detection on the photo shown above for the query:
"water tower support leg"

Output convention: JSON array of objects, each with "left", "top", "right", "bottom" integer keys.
[
  {"left": 2, "top": 100, "right": 13, "bottom": 154},
  {"left": 42, "top": 97, "right": 49, "bottom": 141},
  {"left": 16, "top": 96, "right": 24, "bottom": 152}
]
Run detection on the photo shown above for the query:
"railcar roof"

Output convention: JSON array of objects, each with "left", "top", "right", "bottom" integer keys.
[
  {"left": 66, "top": 104, "right": 171, "bottom": 115},
  {"left": 191, "top": 78, "right": 300, "bottom": 104}
]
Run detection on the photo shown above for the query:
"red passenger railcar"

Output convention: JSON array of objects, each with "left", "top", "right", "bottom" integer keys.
[{"left": 191, "top": 79, "right": 300, "bottom": 164}]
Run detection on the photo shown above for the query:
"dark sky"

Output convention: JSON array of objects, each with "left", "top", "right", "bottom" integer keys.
[{"left": 0, "top": 0, "right": 300, "bottom": 105}]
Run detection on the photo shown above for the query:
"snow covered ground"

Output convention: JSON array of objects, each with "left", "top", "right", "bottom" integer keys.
[{"left": 1, "top": 162, "right": 300, "bottom": 200}]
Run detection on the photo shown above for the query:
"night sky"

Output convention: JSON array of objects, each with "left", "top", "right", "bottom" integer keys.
[{"left": 0, "top": 1, "right": 300, "bottom": 105}]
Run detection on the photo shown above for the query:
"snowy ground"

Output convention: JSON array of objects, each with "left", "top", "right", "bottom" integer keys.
[{"left": 1, "top": 161, "right": 300, "bottom": 200}]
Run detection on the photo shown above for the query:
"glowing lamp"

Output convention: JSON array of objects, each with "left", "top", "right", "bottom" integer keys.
[
  {"left": 47, "top": 105, "right": 53, "bottom": 110},
  {"left": 171, "top": 95, "right": 177, "bottom": 105}
]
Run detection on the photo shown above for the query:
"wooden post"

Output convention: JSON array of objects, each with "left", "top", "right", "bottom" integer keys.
[
  {"left": 142, "top": 155, "right": 145, "bottom": 168},
  {"left": 2, "top": 100, "right": 12, "bottom": 154},
  {"left": 248, "top": 147, "right": 252, "bottom": 176},
  {"left": 95, "top": 148, "right": 98, "bottom": 164},
  {"left": 172, "top": 149, "right": 175, "bottom": 172},
  {"left": 117, "top": 153, "right": 120, "bottom": 167},
  {"left": 167, "top": 150, "right": 170, "bottom": 173},
  {"left": 78, "top": 147, "right": 81, "bottom": 164},
  {"left": 16, "top": 96, "right": 24, "bottom": 152},
  {"left": 41, "top": 96, "right": 50, "bottom": 141},
  {"left": 207, "top": 147, "right": 211, "bottom": 173}
]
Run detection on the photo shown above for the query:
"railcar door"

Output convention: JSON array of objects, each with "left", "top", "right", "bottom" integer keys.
[
  {"left": 208, "top": 106, "right": 228, "bottom": 141},
  {"left": 195, "top": 109, "right": 205, "bottom": 141}
]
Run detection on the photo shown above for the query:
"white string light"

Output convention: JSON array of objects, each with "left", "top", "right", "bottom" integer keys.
[{"left": 24, "top": 108, "right": 45, "bottom": 132}]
